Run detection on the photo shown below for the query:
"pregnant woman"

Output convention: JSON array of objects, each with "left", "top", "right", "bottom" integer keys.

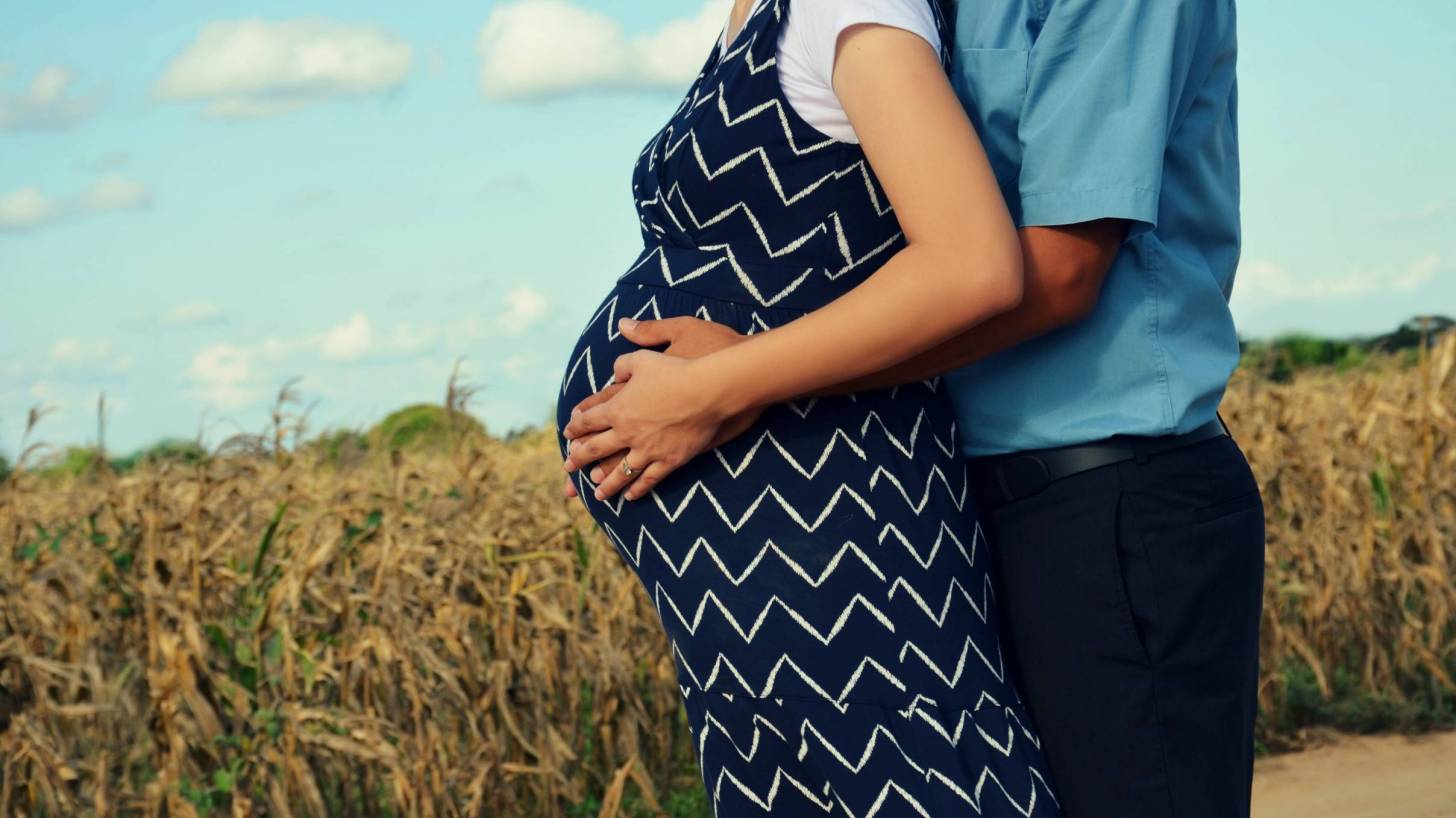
[{"left": 555, "top": 0, "right": 1062, "bottom": 814}]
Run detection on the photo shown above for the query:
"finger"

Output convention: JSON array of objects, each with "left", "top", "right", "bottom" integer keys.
[
  {"left": 612, "top": 349, "right": 653, "bottom": 383},
  {"left": 593, "top": 451, "right": 650, "bottom": 501},
  {"left": 624, "top": 460, "right": 675, "bottom": 501},
  {"left": 563, "top": 427, "right": 626, "bottom": 472},
  {"left": 562, "top": 402, "right": 614, "bottom": 441},
  {"left": 571, "top": 382, "right": 624, "bottom": 417},
  {"left": 588, "top": 450, "right": 628, "bottom": 484},
  {"left": 618, "top": 315, "right": 686, "bottom": 346}
]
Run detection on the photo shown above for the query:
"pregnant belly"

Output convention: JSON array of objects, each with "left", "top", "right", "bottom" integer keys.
[
  {"left": 554, "top": 278, "right": 965, "bottom": 497},
  {"left": 555, "top": 281, "right": 808, "bottom": 449},
  {"left": 555, "top": 281, "right": 984, "bottom": 705}
]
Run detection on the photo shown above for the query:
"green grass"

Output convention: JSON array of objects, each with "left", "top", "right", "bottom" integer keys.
[{"left": 1264, "top": 660, "right": 1456, "bottom": 746}]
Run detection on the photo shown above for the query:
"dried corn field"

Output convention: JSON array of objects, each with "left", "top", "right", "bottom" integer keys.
[{"left": 2, "top": 334, "right": 1454, "bottom": 818}]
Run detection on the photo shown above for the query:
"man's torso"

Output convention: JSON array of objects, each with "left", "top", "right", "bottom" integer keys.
[{"left": 944, "top": 0, "right": 1243, "bottom": 456}]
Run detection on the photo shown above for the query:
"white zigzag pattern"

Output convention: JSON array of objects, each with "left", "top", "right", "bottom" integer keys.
[
  {"left": 646, "top": 481, "right": 877, "bottom": 531},
  {"left": 612, "top": 525, "right": 888, "bottom": 587},
  {"left": 665, "top": 622, "right": 1007, "bottom": 715},
  {"left": 879, "top": 520, "right": 979, "bottom": 570},
  {"left": 688, "top": 684, "right": 1055, "bottom": 814},
  {"left": 868, "top": 462, "right": 970, "bottom": 514},
  {"left": 653, "top": 583, "right": 898, "bottom": 647},
  {"left": 557, "top": 292, "right": 663, "bottom": 395},
  {"left": 900, "top": 631, "right": 1006, "bottom": 687},
  {"left": 673, "top": 643, "right": 908, "bottom": 710},
  {"left": 896, "top": 692, "right": 1046, "bottom": 755},
  {"left": 888, "top": 574, "right": 994, "bottom": 627}
]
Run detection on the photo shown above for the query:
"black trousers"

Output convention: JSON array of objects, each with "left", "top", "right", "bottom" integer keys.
[{"left": 972, "top": 433, "right": 1266, "bottom": 818}]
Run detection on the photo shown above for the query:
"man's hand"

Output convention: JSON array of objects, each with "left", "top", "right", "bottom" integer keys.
[{"left": 561, "top": 316, "right": 760, "bottom": 499}]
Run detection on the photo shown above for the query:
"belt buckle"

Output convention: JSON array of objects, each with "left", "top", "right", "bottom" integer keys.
[{"left": 997, "top": 454, "right": 1053, "bottom": 503}]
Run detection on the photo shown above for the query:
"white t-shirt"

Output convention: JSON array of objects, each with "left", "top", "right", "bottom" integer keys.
[{"left": 716, "top": 0, "right": 943, "bottom": 144}]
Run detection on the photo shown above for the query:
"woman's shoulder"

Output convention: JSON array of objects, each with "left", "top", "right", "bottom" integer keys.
[{"left": 784, "top": 0, "right": 944, "bottom": 81}]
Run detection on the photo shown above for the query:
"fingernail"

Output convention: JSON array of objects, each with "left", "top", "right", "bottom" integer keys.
[
  {"left": 590, "top": 467, "right": 604, "bottom": 482},
  {"left": 619, "top": 317, "right": 638, "bottom": 331},
  {"left": 594, "top": 488, "right": 604, "bottom": 500},
  {"left": 571, "top": 407, "right": 581, "bottom": 416}
]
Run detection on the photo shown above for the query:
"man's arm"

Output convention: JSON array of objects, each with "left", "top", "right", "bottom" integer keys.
[
  {"left": 602, "top": 218, "right": 1123, "bottom": 396},
  {"left": 564, "top": 220, "right": 1123, "bottom": 497},
  {"left": 821, "top": 218, "right": 1124, "bottom": 394}
]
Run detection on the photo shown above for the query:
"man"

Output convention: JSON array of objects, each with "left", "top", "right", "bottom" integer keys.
[{"left": 564, "top": 0, "right": 1262, "bottom": 815}]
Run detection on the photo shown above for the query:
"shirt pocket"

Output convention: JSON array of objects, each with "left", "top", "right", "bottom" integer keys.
[{"left": 949, "top": 47, "right": 1029, "bottom": 222}]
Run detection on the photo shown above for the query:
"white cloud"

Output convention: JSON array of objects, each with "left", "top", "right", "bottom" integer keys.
[
  {"left": 83, "top": 174, "right": 153, "bottom": 212},
  {"left": 499, "top": 286, "right": 548, "bottom": 334},
  {"left": 49, "top": 338, "right": 113, "bottom": 367},
  {"left": 157, "top": 19, "right": 413, "bottom": 119},
  {"left": 0, "top": 187, "right": 63, "bottom": 231},
  {"left": 163, "top": 301, "right": 225, "bottom": 326},
  {"left": 383, "top": 322, "right": 437, "bottom": 355},
  {"left": 1233, "top": 255, "right": 1444, "bottom": 310},
  {"left": 320, "top": 312, "right": 374, "bottom": 361},
  {"left": 0, "top": 64, "right": 99, "bottom": 130},
  {"left": 502, "top": 354, "right": 532, "bottom": 379},
  {"left": 29, "top": 382, "right": 65, "bottom": 410},
  {"left": 188, "top": 343, "right": 258, "bottom": 408},
  {"left": 1394, "top": 255, "right": 1441, "bottom": 290},
  {"left": 258, "top": 336, "right": 303, "bottom": 361},
  {"left": 0, "top": 174, "right": 151, "bottom": 233},
  {"left": 318, "top": 314, "right": 446, "bottom": 361},
  {"left": 477, "top": 0, "right": 729, "bottom": 100},
  {"left": 1378, "top": 201, "right": 1449, "bottom": 226}
]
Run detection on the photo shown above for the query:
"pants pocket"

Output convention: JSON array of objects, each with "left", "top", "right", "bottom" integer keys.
[
  {"left": 985, "top": 470, "right": 1175, "bottom": 817},
  {"left": 1110, "top": 488, "right": 1159, "bottom": 667},
  {"left": 1137, "top": 491, "right": 1265, "bottom": 682},
  {"left": 1127, "top": 491, "right": 1266, "bottom": 818}
]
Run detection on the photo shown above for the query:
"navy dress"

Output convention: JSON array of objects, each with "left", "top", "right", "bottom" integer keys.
[{"left": 556, "top": 1, "right": 1063, "bottom": 814}]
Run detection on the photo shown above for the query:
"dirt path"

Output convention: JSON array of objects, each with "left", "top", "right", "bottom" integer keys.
[{"left": 1252, "top": 731, "right": 1456, "bottom": 818}]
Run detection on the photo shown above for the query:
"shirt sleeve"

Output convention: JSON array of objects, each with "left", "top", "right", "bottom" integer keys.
[
  {"left": 795, "top": 0, "right": 943, "bottom": 90},
  {"left": 1016, "top": 0, "right": 1221, "bottom": 230}
]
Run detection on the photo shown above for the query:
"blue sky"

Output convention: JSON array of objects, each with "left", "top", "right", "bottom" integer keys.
[{"left": 2, "top": 0, "right": 1453, "bottom": 456}]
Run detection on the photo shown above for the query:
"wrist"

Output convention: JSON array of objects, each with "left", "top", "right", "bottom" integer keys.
[{"left": 688, "top": 352, "right": 762, "bottom": 421}]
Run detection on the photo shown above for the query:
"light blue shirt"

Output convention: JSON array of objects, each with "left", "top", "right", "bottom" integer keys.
[{"left": 943, "top": 0, "right": 1243, "bottom": 456}]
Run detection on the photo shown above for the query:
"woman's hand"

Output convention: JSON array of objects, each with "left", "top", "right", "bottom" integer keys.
[
  {"left": 562, "top": 350, "right": 731, "bottom": 501},
  {"left": 561, "top": 316, "right": 756, "bottom": 500}
]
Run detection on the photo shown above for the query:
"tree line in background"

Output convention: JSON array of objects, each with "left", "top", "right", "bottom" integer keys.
[
  {"left": 1240, "top": 314, "right": 1454, "bottom": 382},
  {"left": 3, "top": 314, "right": 1452, "bottom": 482}
]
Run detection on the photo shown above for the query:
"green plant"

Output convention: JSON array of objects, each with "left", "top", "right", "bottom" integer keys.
[
  {"left": 35, "top": 445, "right": 106, "bottom": 478},
  {"left": 367, "top": 403, "right": 487, "bottom": 453},
  {"left": 109, "top": 438, "right": 208, "bottom": 473}
]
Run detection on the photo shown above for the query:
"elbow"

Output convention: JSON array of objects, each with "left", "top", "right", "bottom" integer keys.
[
  {"left": 1047, "top": 262, "right": 1105, "bottom": 326},
  {"left": 933, "top": 239, "right": 1024, "bottom": 325},
  {"left": 979, "top": 243, "right": 1025, "bottom": 316}
]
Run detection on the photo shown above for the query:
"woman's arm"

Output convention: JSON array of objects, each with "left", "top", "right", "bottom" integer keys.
[
  {"left": 563, "top": 23, "right": 1021, "bottom": 498},
  {"left": 685, "top": 22, "right": 1024, "bottom": 412}
]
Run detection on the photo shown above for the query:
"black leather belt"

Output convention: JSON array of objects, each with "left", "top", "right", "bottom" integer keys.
[{"left": 967, "top": 417, "right": 1230, "bottom": 508}]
